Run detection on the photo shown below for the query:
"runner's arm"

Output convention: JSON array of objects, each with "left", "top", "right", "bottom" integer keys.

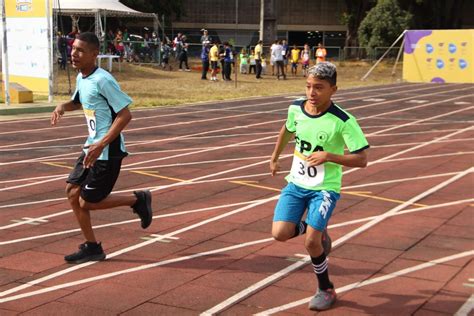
[
  {"left": 306, "top": 149, "right": 368, "bottom": 168},
  {"left": 270, "top": 124, "right": 294, "bottom": 176},
  {"left": 83, "top": 107, "right": 132, "bottom": 168},
  {"left": 51, "top": 100, "right": 82, "bottom": 126}
]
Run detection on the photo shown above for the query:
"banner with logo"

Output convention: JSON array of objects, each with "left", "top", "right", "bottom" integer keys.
[
  {"left": 1, "top": 0, "right": 52, "bottom": 93},
  {"left": 403, "top": 30, "right": 474, "bottom": 83}
]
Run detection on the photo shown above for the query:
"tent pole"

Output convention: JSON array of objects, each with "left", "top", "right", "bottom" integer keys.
[
  {"left": 361, "top": 30, "right": 406, "bottom": 81},
  {"left": 1, "top": 0, "right": 10, "bottom": 105},
  {"left": 46, "top": 0, "right": 53, "bottom": 102},
  {"left": 391, "top": 36, "right": 405, "bottom": 77}
]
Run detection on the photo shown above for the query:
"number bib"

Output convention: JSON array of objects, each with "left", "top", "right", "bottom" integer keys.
[
  {"left": 83, "top": 108, "right": 97, "bottom": 138},
  {"left": 290, "top": 150, "right": 325, "bottom": 187}
]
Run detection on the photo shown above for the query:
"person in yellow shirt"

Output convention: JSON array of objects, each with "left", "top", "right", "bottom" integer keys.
[
  {"left": 209, "top": 40, "right": 220, "bottom": 81},
  {"left": 290, "top": 44, "right": 301, "bottom": 77},
  {"left": 315, "top": 43, "right": 327, "bottom": 64}
]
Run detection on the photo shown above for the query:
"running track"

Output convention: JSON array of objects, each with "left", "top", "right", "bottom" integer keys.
[{"left": 0, "top": 82, "right": 473, "bottom": 315}]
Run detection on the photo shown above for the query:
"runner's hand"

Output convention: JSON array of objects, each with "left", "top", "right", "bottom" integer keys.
[
  {"left": 83, "top": 143, "right": 105, "bottom": 168},
  {"left": 270, "top": 159, "right": 280, "bottom": 176},
  {"left": 306, "top": 151, "right": 328, "bottom": 167},
  {"left": 51, "top": 105, "right": 64, "bottom": 126}
]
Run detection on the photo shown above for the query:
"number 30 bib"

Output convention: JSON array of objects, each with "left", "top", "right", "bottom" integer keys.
[
  {"left": 290, "top": 150, "right": 325, "bottom": 187},
  {"left": 83, "top": 108, "right": 97, "bottom": 138}
]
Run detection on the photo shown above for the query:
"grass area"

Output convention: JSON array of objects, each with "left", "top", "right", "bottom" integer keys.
[{"left": 50, "top": 59, "right": 402, "bottom": 107}]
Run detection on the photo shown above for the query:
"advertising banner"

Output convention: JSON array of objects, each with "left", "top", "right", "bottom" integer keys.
[
  {"left": 403, "top": 29, "right": 474, "bottom": 83},
  {"left": 1, "top": 0, "right": 52, "bottom": 93}
]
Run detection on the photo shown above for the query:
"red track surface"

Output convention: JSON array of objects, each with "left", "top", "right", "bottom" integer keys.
[{"left": 0, "top": 82, "right": 473, "bottom": 315}]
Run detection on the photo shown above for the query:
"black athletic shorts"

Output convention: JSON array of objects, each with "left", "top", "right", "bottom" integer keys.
[
  {"left": 67, "top": 152, "right": 123, "bottom": 203},
  {"left": 211, "top": 61, "right": 218, "bottom": 70}
]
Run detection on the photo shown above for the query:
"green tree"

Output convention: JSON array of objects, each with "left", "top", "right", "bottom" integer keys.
[
  {"left": 341, "top": 0, "right": 376, "bottom": 47},
  {"left": 397, "top": 0, "right": 466, "bottom": 29},
  {"left": 358, "top": 0, "right": 412, "bottom": 50}
]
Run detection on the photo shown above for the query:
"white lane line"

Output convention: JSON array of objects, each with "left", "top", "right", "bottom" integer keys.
[
  {"left": 0, "top": 134, "right": 470, "bottom": 212},
  {"left": 369, "top": 106, "right": 474, "bottom": 136},
  {"left": 0, "top": 198, "right": 273, "bottom": 245},
  {"left": 370, "top": 128, "right": 460, "bottom": 137},
  {"left": 201, "top": 167, "right": 473, "bottom": 315},
  {"left": 1, "top": 189, "right": 470, "bottom": 247},
  {"left": 342, "top": 171, "right": 461, "bottom": 190},
  {"left": 0, "top": 84, "right": 468, "bottom": 153},
  {"left": 0, "top": 175, "right": 67, "bottom": 193},
  {"left": 379, "top": 151, "right": 474, "bottom": 163},
  {"left": 0, "top": 83, "right": 432, "bottom": 126},
  {"left": 1, "top": 135, "right": 468, "bottom": 185},
  {"left": 0, "top": 85, "right": 469, "bottom": 168},
  {"left": 0, "top": 195, "right": 279, "bottom": 298},
  {"left": 0, "top": 125, "right": 471, "bottom": 228},
  {"left": 0, "top": 174, "right": 67, "bottom": 184},
  {"left": 257, "top": 250, "right": 474, "bottom": 315},
  {"left": 0, "top": 110, "right": 284, "bottom": 151},
  {"left": 454, "top": 294, "right": 474, "bottom": 316},
  {"left": 2, "top": 199, "right": 471, "bottom": 304},
  {"left": 329, "top": 198, "right": 473, "bottom": 230},
  {"left": 2, "top": 91, "right": 470, "bottom": 187},
  {"left": 345, "top": 126, "right": 474, "bottom": 177}
]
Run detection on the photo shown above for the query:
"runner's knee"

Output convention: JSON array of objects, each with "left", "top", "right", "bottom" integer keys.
[
  {"left": 66, "top": 184, "right": 81, "bottom": 200},
  {"left": 305, "top": 234, "right": 323, "bottom": 253},
  {"left": 272, "top": 224, "right": 294, "bottom": 242}
]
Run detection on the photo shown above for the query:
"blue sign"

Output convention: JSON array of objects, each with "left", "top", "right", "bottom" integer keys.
[
  {"left": 449, "top": 43, "right": 457, "bottom": 53},
  {"left": 459, "top": 59, "right": 467, "bottom": 69},
  {"left": 425, "top": 43, "right": 434, "bottom": 54},
  {"left": 436, "top": 59, "right": 444, "bottom": 69}
]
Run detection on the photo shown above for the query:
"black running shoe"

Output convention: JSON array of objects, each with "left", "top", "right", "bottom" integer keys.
[
  {"left": 132, "top": 190, "right": 153, "bottom": 229},
  {"left": 322, "top": 229, "right": 332, "bottom": 256},
  {"left": 64, "top": 242, "right": 106, "bottom": 264}
]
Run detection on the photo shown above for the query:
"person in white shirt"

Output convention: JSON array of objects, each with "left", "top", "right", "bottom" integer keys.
[{"left": 271, "top": 40, "right": 286, "bottom": 80}]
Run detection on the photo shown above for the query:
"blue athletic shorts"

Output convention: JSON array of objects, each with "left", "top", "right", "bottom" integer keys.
[{"left": 273, "top": 182, "right": 340, "bottom": 231}]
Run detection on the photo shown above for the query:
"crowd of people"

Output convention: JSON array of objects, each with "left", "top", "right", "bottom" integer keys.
[{"left": 57, "top": 27, "right": 329, "bottom": 81}]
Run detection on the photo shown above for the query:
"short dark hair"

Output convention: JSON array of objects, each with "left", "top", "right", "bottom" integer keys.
[
  {"left": 77, "top": 32, "right": 100, "bottom": 50},
  {"left": 308, "top": 62, "right": 337, "bottom": 86}
]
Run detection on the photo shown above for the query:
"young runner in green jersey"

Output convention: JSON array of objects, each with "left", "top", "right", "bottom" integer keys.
[{"left": 270, "top": 62, "right": 369, "bottom": 311}]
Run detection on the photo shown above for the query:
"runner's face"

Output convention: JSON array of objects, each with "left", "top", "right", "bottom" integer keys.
[
  {"left": 305, "top": 76, "right": 337, "bottom": 108},
  {"left": 71, "top": 39, "right": 98, "bottom": 70}
]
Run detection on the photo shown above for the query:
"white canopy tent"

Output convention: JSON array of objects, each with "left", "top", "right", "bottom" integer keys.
[{"left": 53, "top": 0, "right": 160, "bottom": 38}]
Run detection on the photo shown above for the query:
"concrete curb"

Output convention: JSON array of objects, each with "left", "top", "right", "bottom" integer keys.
[{"left": 0, "top": 104, "right": 55, "bottom": 116}]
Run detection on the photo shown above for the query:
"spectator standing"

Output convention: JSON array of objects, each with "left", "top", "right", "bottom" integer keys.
[
  {"left": 255, "top": 40, "right": 263, "bottom": 79},
  {"left": 201, "top": 42, "right": 210, "bottom": 80},
  {"left": 178, "top": 35, "right": 190, "bottom": 71},
  {"left": 316, "top": 43, "right": 327, "bottom": 64},
  {"left": 173, "top": 32, "right": 182, "bottom": 59},
  {"left": 248, "top": 50, "right": 256, "bottom": 74},
  {"left": 161, "top": 39, "right": 172, "bottom": 70},
  {"left": 209, "top": 40, "right": 220, "bottom": 81},
  {"left": 282, "top": 39, "right": 290, "bottom": 73},
  {"left": 200, "top": 29, "right": 211, "bottom": 46},
  {"left": 114, "top": 30, "right": 125, "bottom": 62},
  {"left": 270, "top": 40, "right": 277, "bottom": 75},
  {"left": 239, "top": 48, "right": 249, "bottom": 74},
  {"left": 223, "top": 41, "right": 233, "bottom": 81},
  {"left": 219, "top": 43, "right": 226, "bottom": 80},
  {"left": 301, "top": 43, "right": 311, "bottom": 77},
  {"left": 272, "top": 40, "right": 286, "bottom": 80},
  {"left": 57, "top": 31, "right": 68, "bottom": 70},
  {"left": 290, "top": 44, "right": 301, "bottom": 77},
  {"left": 151, "top": 32, "right": 160, "bottom": 63}
]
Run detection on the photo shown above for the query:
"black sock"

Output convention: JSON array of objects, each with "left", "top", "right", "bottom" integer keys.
[
  {"left": 293, "top": 221, "right": 307, "bottom": 238},
  {"left": 311, "top": 252, "right": 333, "bottom": 290}
]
